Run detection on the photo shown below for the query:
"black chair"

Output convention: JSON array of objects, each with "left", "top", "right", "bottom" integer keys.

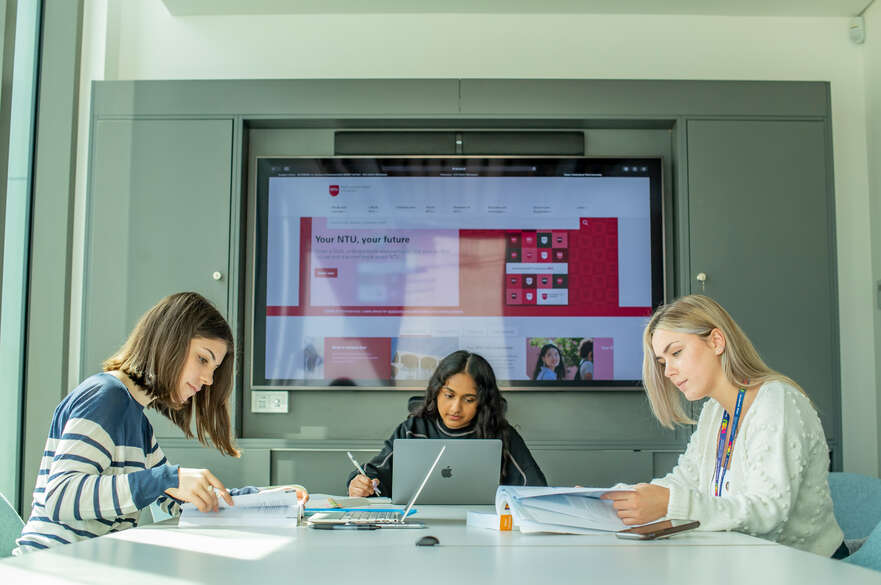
[{"left": 407, "top": 395, "right": 424, "bottom": 415}]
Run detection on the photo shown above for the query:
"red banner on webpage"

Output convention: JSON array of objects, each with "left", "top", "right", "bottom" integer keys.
[{"left": 265, "top": 217, "right": 651, "bottom": 318}]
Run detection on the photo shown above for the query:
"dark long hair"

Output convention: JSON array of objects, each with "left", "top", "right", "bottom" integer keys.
[
  {"left": 532, "top": 343, "right": 566, "bottom": 380},
  {"left": 415, "top": 350, "right": 513, "bottom": 480},
  {"left": 573, "top": 338, "right": 593, "bottom": 381},
  {"left": 103, "top": 292, "right": 238, "bottom": 456}
]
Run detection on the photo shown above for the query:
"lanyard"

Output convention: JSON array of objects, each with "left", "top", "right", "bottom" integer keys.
[{"left": 713, "top": 388, "right": 746, "bottom": 497}]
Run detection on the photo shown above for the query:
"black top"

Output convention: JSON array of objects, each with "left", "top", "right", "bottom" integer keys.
[{"left": 346, "top": 415, "right": 547, "bottom": 496}]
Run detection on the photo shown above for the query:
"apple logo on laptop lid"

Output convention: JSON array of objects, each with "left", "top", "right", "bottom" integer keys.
[{"left": 441, "top": 466, "right": 453, "bottom": 478}]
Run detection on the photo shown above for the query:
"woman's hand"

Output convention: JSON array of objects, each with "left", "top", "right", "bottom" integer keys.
[
  {"left": 347, "top": 474, "right": 378, "bottom": 497},
  {"left": 165, "top": 467, "right": 233, "bottom": 512},
  {"left": 601, "top": 483, "right": 669, "bottom": 525}
]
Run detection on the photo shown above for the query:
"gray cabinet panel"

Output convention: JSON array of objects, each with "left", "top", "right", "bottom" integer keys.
[
  {"left": 531, "top": 449, "right": 653, "bottom": 487},
  {"left": 271, "top": 449, "right": 381, "bottom": 494},
  {"left": 686, "top": 120, "right": 838, "bottom": 443},
  {"left": 93, "top": 80, "right": 461, "bottom": 117},
  {"left": 652, "top": 451, "right": 683, "bottom": 478},
  {"left": 460, "top": 80, "right": 828, "bottom": 117},
  {"left": 244, "top": 392, "right": 678, "bottom": 448},
  {"left": 82, "top": 119, "right": 234, "bottom": 436},
  {"left": 92, "top": 80, "right": 827, "bottom": 119},
  {"left": 506, "top": 393, "right": 677, "bottom": 446},
  {"left": 159, "top": 446, "right": 270, "bottom": 489}
]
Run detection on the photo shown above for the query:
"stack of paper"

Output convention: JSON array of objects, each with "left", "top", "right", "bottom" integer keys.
[
  {"left": 179, "top": 490, "right": 303, "bottom": 527},
  {"left": 467, "top": 511, "right": 513, "bottom": 531},
  {"left": 495, "top": 486, "right": 634, "bottom": 534}
]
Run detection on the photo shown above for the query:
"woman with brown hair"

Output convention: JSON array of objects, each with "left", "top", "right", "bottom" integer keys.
[{"left": 14, "top": 292, "right": 245, "bottom": 554}]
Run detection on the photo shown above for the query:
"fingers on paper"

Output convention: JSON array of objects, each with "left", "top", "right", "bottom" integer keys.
[
  {"left": 600, "top": 491, "right": 633, "bottom": 501},
  {"left": 204, "top": 470, "right": 233, "bottom": 506}
]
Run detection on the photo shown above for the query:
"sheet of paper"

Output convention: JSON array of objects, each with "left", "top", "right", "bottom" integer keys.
[
  {"left": 467, "top": 511, "right": 504, "bottom": 530},
  {"left": 517, "top": 517, "right": 611, "bottom": 535},
  {"left": 304, "top": 495, "right": 338, "bottom": 509},
  {"left": 499, "top": 486, "right": 632, "bottom": 500},
  {"left": 304, "top": 494, "right": 394, "bottom": 510},
  {"left": 333, "top": 496, "right": 392, "bottom": 507}
]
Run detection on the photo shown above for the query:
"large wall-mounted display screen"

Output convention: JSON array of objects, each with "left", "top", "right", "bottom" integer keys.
[{"left": 252, "top": 157, "right": 663, "bottom": 389}]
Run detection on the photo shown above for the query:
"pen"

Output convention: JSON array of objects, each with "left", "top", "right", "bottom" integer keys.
[
  {"left": 347, "top": 451, "right": 382, "bottom": 496},
  {"left": 311, "top": 524, "right": 379, "bottom": 530}
]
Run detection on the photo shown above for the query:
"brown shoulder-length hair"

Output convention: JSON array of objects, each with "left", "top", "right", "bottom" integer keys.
[{"left": 103, "top": 292, "right": 239, "bottom": 456}]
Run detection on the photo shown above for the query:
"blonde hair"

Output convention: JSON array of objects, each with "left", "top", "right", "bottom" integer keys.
[
  {"left": 642, "top": 294, "right": 803, "bottom": 429},
  {"left": 103, "top": 292, "right": 239, "bottom": 456}
]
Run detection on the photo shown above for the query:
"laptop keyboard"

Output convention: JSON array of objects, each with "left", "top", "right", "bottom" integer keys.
[{"left": 341, "top": 511, "right": 400, "bottom": 523}]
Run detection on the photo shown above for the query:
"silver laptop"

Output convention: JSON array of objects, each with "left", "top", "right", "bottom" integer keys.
[
  {"left": 392, "top": 439, "right": 502, "bottom": 505},
  {"left": 308, "top": 445, "right": 445, "bottom": 529}
]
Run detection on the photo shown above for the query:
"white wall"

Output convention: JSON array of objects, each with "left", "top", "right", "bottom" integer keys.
[
  {"left": 76, "top": 2, "right": 879, "bottom": 474},
  {"left": 864, "top": 3, "right": 881, "bottom": 475}
]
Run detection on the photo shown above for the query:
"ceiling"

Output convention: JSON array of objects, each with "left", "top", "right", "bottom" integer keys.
[{"left": 161, "top": 0, "right": 874, "bottom": 17}]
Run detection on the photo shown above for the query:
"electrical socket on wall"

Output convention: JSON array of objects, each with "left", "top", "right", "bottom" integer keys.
[
  {"left": 849, "top": 17, "right": 866, "bottom": 45},
  {"left": 251, "top": 390, "right": 289, "bottom": 413}
]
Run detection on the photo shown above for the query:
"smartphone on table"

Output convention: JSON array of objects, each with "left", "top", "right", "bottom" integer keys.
[{"left": 615, "top": 519, "right": 700, "bottom": 540}]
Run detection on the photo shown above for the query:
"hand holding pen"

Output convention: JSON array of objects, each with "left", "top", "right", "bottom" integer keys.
[{"left": 347, "top": 451, "right": 382, "bottom": 497}]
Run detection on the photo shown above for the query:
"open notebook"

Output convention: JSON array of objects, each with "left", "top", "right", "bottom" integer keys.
[{"left": 178, "top": 489, "right": 304, "bottom": 527}]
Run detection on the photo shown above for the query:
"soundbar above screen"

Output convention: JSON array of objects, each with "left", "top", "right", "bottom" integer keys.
[{"left": 252, "top": 157, "right": 663, "bottom": 389}]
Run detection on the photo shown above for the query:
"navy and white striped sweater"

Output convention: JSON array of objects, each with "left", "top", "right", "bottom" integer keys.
[{"left": 14, "top": 373, "right": 181, "bottom": 554}]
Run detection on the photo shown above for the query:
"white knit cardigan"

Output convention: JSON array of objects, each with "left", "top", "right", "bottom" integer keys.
[{"left": 653, "top": 380, "right": 843, "bottom": 556}]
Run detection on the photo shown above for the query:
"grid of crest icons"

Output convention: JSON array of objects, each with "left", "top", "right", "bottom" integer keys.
[{"left": 504, "top": 230, "right": 569, "bottom": 306}]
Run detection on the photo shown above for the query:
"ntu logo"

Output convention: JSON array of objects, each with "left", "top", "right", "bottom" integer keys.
[{"left": 329, "top": 185, "right": 340, "bottom": 196}]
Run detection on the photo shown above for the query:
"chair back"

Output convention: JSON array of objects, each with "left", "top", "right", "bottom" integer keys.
[
  {"left": 828, "top": 472, "right": 881, "bottom": 540},
  {"left": 845, "top": 519, "right": 881, "bottom": 572},
  {"left": 0, "top": 491, "right": 24, "bottom": 557},
  {"left": 407, "top": 395, "right": 424, "bottom": 415}
]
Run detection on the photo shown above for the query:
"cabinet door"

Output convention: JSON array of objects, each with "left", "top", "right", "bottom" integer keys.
[
  {"left": 164, "top": 446, "right": 269, "bottom": 488},
  {"left": 531, "top": 449, "right": 653, "bottom": 487},
  {"left": 82, "top": 118, "right": 233, "bottom": 386},
  {"left": 686, "top": 120, "right": 838, "bottom": 442}
]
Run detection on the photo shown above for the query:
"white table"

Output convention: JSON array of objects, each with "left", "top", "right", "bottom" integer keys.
[{"left": 2, "top": 506, "right": 877, "bottom": 584}]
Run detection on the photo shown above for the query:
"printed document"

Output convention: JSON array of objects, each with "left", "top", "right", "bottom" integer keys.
[
  {"left": 495, "top": 486, "right": 635, "bottom": 534},
  {"left": 179, "top": 490, "right": 303, "bottom": 527}
]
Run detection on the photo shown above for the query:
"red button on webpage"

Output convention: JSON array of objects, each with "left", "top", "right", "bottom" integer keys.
[{"left": 315, "top": 268, "right": 338, "bottom": 278}]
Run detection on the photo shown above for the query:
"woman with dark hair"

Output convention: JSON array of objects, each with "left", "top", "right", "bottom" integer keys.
[
  {"left": 573, "top": 338, "right": 594, "bottom": 381},
  {"left": 14, "top": 292, "right": 284, "bottom": 554},
  {"left": 347, "top": 350, "right": 547, "bottom": 497},
  {"left": 532, "top": 343, "right": 566, "bottom": 380}
]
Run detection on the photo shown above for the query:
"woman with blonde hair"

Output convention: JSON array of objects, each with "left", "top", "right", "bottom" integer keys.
[
  {"left": 15, "top": 292, "right": 255, "bottom": 554},
  {"left": 602, "top": 294, "right": 846, "bottom": 558}
]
